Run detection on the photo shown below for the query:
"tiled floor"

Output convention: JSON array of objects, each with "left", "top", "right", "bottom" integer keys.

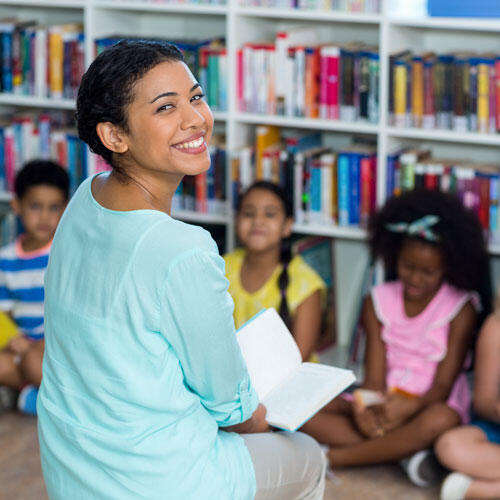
[{"left": 1, "top": 411, "right": 440, "bottom": 499}]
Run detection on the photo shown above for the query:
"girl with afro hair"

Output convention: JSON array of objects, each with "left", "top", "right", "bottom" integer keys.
[{"left": 302, "top": 188, "right": 492, "bottom": 487}]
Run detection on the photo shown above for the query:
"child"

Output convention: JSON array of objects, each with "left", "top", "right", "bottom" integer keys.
[
  {"left": 224, "top": 181, "right": 326, "bottom": 361},
  {"left": 0, "top": 159, "right": 69, "bottom": 414},
  {"left": 301, "top": 188, "right": 491, "bottom": 486},
  {"left": 436, "top": 309, "right": 500, "bottom": 499}
]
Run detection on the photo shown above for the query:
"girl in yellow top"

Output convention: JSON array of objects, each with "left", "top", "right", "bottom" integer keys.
[{"left": 224, "top": 181, "right": 326, "bottom": 361}]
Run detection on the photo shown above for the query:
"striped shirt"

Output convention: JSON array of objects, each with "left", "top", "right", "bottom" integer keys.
[{"left": 0, "top": 237, "right": 51, "bottom": 340}]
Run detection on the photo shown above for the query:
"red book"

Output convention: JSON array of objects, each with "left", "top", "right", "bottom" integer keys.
[
  {"left": 478, "top": 175, "right": 490, "bottom": 231},
  {"left": 236, "top": 48, "right": 243, "bottom": 111},
  {"left": 325, "top": 46, "right": 340, "bottom": 120},
  {"left": 195, "top": 172, "right": 207, "bottom": 213},
  {"left": 360, "top": 155, "right": 372, "bottom": 228}
]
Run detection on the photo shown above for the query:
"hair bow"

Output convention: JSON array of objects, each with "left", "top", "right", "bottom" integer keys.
[{"left": 385, "top": 215, "right": 440, "bottom": 242}]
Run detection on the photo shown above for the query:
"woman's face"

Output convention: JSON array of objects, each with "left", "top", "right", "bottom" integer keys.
[{"left": 120, "top": 60, "right": 214, "bottom": 178}]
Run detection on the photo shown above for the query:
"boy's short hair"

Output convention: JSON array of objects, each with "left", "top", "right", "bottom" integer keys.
[{"left": 14, "top": 159, "right": 70, "bottom": 201}]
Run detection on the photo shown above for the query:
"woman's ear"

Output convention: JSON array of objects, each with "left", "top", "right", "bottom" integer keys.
[{"left": 96, "top": 122, "right": 129, "bottom": 154}]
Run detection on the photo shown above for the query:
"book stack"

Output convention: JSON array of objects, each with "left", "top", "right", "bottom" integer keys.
[
  {"left": 240, "top": 0, "right": 380, "bottom": 12},
  {"left": 0, "top": 112, "right": 87, "bottom": 195},
  {"left": 172, "top": 134, "right": 226, "bottom": 214},
  {"left": 389, "top": 50, "right": 500, "bottom": 134},
  {"left": 0, "top": 18, "right": 84, "bottom": 99},
  {"left": 238, "top": 33, "right": 379, "bottom": 123},
  {"left": 105, "top": 0, "right": 227, "bottom": 5},
  {"left": 387, "top": 149, "right": 500, "bottom": 244},
  {"left": 95, "top": 36, "right": 227, "bottom": 112},
  {"left": 232, "top": 125, "right": 378, "bottom": 228}
]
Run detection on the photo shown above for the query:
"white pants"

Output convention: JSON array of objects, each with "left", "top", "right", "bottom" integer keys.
[{"left": 242, "top": 431, "right": 326, "bottom": 500}]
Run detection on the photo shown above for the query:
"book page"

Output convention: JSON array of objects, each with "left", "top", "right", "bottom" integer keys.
[
  {"left": 263, "top": 362, "right": 355, "bottom": 431},
  {"left": 236, "top": 308, "right": 302, "bottom": 400}
]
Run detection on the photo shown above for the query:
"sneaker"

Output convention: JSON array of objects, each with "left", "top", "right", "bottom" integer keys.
[
  {"left": 0, "top": 385, "right": 18, "bottom": 413},
  {"left": 440, "top": 472, "right": 472, "bottom": 500},
  {"left": 17, "top": 385, "right": 38, "bottom": 416},
  {"left": 401, "top": 449, "right": 447, "bottom": 487}
]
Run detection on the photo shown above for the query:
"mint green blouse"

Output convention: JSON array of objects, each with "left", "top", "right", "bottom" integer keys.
[{"left": 38, "top": 174, "right": 259, "bottom": 500}]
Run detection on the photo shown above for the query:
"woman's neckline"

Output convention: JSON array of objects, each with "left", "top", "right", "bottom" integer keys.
[{"left": 89, "top": 172, "right": 172, "bottom": 217}]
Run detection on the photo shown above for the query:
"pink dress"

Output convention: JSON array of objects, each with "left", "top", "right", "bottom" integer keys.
[{"left": 371, "top": 280, "right": 479, "bottom": 424}]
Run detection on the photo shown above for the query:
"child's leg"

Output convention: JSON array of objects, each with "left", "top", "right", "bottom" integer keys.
[
  {"left": 329, "top": 402, "right": 460, "bottom": 467},
  {"left": 0, "top": 349, "right": 23, "bottom": 388},
  {"left": 300, "top": 397, "right": 365, "bottom": 447},
  {"left": 436, "top": 426, "right": 500, "bottom": 480},
  {"left": 19, "top": 339, "right": 44, "bottom": 386}
]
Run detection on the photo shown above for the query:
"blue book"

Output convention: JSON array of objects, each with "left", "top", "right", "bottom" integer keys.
[
  {"left": 337, "top": 152, "right": 350, "bottom": 226},
  {"left": 66, "top": 134, "right": 77, "bottom": 194},
  {"left": 310, "top": 161, "right": 322, "bottom": 220},
  {"left": 348, "top": 152, "right": 361, "bottom": 225},
  {"left": 489, "top": 175, "right": 499, "bottom": 242}
]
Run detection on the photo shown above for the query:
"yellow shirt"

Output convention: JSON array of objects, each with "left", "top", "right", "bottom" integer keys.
[
  {"left": 224, "top": 248, "right": 326, "bottom": 330},
  {"left": 0, "top": 311, "right": 18, "bottom": 349}
]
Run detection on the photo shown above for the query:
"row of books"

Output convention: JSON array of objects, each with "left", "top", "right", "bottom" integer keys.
[
  {"left": 390, "top": 50, "right": 500, "bottom": 134},
  {"left": 172, "top": 135, "right": 227, "bottom": 214},
  {"left": 240, "top": 0, "right": 378, "bottom": 11},
  {"left": 231, "top": 125, "right": 378, "bottom": 227},
  {"left": 95, "top": 36, "right": 227, "bottom": 112},
  {"left": 105, "top": 0, "right": 227, "bottom": 4},
  {"left": 387, "top": 148, "right": 500, "bottom": 243},
  {"left": 0, "top": 112, "right": 87, "bottom": 195},
  {"left": 238, "top": 35, "right": 379, "bottom": 122},
  {"left": 0, "top": 19, "right": 84, "bottom": 99}
]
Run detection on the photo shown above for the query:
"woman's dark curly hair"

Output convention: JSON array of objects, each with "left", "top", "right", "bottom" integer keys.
[
  {"left": 237, "top": 181, "right": 294, "bottom": 329},
  {"left": 369, "top": 188, "right": 492, "bottom": 319},
  {"left": 76, "top": 40, "right": 184, "bottom": 169}
]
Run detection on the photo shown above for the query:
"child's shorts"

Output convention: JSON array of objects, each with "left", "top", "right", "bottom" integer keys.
[{"left": 471, "top": 418, "right": 500, "bottom": 444}]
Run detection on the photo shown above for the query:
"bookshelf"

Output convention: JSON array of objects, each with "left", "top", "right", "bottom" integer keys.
[{"left": 0, "top": 0, "right": 500, "bottom": 346}]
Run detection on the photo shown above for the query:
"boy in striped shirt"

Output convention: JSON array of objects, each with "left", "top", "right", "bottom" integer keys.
[{"left": 0, "top": 160, "right": 69, "bottom": 415}]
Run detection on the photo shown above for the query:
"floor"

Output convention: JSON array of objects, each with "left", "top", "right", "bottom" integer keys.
[{"left": 0, "top": 411, "right": 440, "bottom": 500}]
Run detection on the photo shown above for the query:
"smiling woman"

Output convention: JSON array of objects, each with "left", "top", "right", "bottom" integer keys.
[{"left": 37, "top": 40, "right": 326, "bottom": 500}]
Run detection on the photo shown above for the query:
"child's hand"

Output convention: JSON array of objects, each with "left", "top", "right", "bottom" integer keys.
[
  {"left": 379, "top": 392, "right": 420, "bottom": 431},
  {"left": 353, "top": 406, "right": 384, "bottom": 438},
  {"left": 6, "top": 335, "right": 31, "bottom": 355}
]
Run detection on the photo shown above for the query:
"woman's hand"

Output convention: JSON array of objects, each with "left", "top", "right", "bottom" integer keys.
[
  {"left": 379, "top": 392, "right": 420, "bottom": 431},
  {"left": 221, "top": 403, "right": 270, "bottom": 434}
]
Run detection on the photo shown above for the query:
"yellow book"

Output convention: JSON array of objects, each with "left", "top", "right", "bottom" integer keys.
[
  {"left": 255, "top": 125, "right": 280, "bottom": 180},
  {"left": 478, "top": 60, "right": 490, "bottom": 133},
  {"left": 411, "top": 58, "right": 424, "bottom": 128},
  {"left": 394, "top": 62, "right": 407, "bottom": 128},
  {"left": 0, "top": 311, "right": 18, "bottom": 349},
  {"left": 48, "top": 23, "right": 82, "bottom": 99}
]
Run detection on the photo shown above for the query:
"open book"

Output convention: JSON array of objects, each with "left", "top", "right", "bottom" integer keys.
[{"left": 236, "top": 308, "right": 356, "bottom": 432}]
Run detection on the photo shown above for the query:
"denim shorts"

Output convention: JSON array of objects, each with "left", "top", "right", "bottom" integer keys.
[{"left": 471, "top": 418, "right": 500, "bottom": 445}]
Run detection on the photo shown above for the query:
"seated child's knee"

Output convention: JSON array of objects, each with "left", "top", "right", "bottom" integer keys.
[{"left": 418, "top": 403, "right": 459, "bottom": 441}]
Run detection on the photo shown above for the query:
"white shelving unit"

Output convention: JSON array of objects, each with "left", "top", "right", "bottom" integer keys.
[{"left": 1, "top": 0, "right": 500, "bottom": 344}]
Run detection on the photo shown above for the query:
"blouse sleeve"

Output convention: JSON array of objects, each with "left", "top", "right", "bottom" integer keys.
[{"left": 160, "top": 247, "right": 259, "bottom": 427}]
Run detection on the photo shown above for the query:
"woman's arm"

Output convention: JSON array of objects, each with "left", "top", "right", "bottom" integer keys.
[
  {"left": 473, "top": 314, "right": 500, "bottom": 423},
  {"left": 361, "top": 295, "right": 387, "bottom": 391},
  {"left": 292, "top": 289, "right": 322, "bottom": 361},
  {"left": 161, "top": 248, "right": 259, "bottom": 429},
  {"left": 223, "top": 403, "right": 269, "bottom": 434}
]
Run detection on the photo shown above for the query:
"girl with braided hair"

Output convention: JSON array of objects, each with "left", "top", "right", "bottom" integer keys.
[
  {"left": 224, "top": 181, "right": 325, "bottom": 361},
  {"left": 302, "top": 188, "right": 491, "bottom": 487}
]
